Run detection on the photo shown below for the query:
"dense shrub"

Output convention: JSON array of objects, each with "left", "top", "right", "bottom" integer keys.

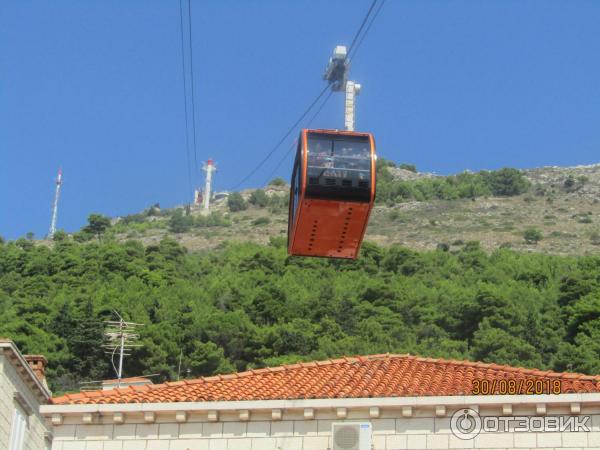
[
  {"left": 120, "top": 213, "right": 147, "bottom": 225},
  {"left": 249, "top": 189, "right": 269, "bottom": 207},
  {"left": 399, "top": 163, "right": 417, "bottom": 172},
  {"left": 84, "top": 214, "right": 112, "bottom": 238},
  {"left": 147, "top": 204, "right": 161, "bottom": 216},
  {"left": 483, "top": 168, "right": 531, "bottom": 196},
  {"left": 564, "top": 175, "right": 576, "bottom": 189},
  {"left": 524, "top": 228, "right": 543, "bottom": 244},
  {"left": 267, "top": 194, "right": 289, "bottom": 213},
  {"left": 227, "top": 192, "right": 248, "bottom": 212},
  {"left": 169, "top": 209, "right": 193, "bottom": 233},
  {"left": 268, "top": 177, "right": 287, "bottom": 186},
  {"left": 376, "top": 163, "right": 530, "bottom": 204},
  {"left": 52, "top": 230, "right": 68, "bottom": 241},
  {"left": 195, "top": 212, "right": 231, "bottom": 228}
]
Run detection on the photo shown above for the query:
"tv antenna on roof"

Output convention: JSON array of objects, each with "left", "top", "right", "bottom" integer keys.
[{"left": 103, "top": 311, "right": 143, "bottom": 388}]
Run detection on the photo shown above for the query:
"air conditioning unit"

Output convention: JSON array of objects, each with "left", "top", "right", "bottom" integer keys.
[{"left": 332, "top": 422, "right": 372, "bottom": 450}]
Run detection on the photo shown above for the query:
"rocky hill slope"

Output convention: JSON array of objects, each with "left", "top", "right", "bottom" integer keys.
[{"left": 105, "top": 163, "right": 600, "bottom": 256}]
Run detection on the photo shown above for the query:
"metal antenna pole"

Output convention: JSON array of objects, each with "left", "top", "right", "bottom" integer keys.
[
  {"left": 177, "top": 349, "right": 183, "bottom": 381},
  {"left": 49, "top": 167, "right": 63, "bottom": 237},
  {"left": 118, "top": 318, "right": 125, "bottom": 381},
  {"left": 103, "top": 311, "right": 144, "bottom": 388}
]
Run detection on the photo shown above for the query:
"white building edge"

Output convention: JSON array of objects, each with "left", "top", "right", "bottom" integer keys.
[{"left": 1, "top": 339, "right": 52, "bottom": 450}]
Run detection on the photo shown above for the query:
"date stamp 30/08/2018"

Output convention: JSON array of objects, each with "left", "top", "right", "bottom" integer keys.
[{"left": 472, "top": 378, "right": 563, "bottom": 395}]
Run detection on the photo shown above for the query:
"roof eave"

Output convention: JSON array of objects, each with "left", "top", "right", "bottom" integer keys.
[
  {"left": 0, "top": 340, "right": 52, "bottom": 402},
  {"left": 41, "top": 392, "right": 600, "bottom": 415}
]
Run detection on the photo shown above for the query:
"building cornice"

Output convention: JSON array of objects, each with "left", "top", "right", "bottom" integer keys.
[{"left": 41, "top": 392, "right": 600, "bottom": 417}]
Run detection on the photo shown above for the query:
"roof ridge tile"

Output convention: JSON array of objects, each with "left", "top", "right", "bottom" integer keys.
[
  {"left": 221, "top": 374, "right": 237, "bottom": 380},
  {"left": 330, "top": 358, "right": 347, "bottom": 364}
]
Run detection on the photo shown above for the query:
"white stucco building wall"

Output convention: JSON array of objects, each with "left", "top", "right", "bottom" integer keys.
[
  {"left": 43, "top": 394, "right": 600, "bottom": 450},
  {"left": 1, "top": 340, "right": 52, "bottom": 450}
]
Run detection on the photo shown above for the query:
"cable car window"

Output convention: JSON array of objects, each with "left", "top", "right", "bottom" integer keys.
[
  {"left": 306, "top": 135, "right": 333, "bottom": 172},
  {"left": 305, "top": 133, "right": 371, "bottom": 202},
  {"left": 333, "top": 139, "right": 371, "bottom": 171}
]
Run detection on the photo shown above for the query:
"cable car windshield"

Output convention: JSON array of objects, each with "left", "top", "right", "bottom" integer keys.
[{"left": 305, "top": 133, "right": 371, "bottom": 202}]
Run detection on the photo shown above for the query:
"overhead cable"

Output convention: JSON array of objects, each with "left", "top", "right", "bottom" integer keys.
[
  {"left": 348, "top": 0, "right": 386, "bottom": 62},
  {"left": 263, "top": 90, "right": 334, "bottom": 186},
  {"left": 347, "top": 0, "right": 378, "bottom": 57},
  {"left": 230, "top": 0, "right": 384, "bottom": 191},
  {"left": 230, "top": 84, "right": 330, "bottom": 191},
  {"left": 187, "top": 0, "right": 199, "bottom": 184},
  {"left": 178, "top": 0, "right": 193, "bottom": 198}
]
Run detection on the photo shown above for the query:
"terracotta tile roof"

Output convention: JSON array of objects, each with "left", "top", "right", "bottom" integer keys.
[{"left": 51, "top": 354, "right": 600, "bottom": 405}]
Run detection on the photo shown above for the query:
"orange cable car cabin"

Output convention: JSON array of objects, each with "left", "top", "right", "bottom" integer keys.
[{"left": 288, "top": 129, "right": 376, "bottom": 259}]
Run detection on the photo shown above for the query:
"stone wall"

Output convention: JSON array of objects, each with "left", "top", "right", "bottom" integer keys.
[
  {"left": 49, "top": 405, "right": 600, "bottom": 450},
  {"left": 0, "top": 354, "right": 50, "bottom": 450}
]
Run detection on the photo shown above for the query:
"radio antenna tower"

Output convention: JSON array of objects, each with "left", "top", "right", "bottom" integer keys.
[
  {"left": 202, "top": 159, "right": 217, "bottom": 212},
  {"left": 49, "top": 167, "right": 63, "bottom": 238},
  {"left": 103, "top": 311, "right": 143, "bottom": 387},
  {"left": 323, "top": 46, "right": 361, "bottom": 131}
]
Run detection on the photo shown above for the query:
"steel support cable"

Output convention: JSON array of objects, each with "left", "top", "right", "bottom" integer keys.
[
  {"left": 348, "top": 0, "right": 386, "bottom": 62},
  {"left": 230, "top": 83, "right": 330, "bottom": 191},
  {"left": 187, "top": 0, "right": 199, "bottom": 185},
  {"left": 263, "top": 89, "right": 334, "bottom": 186},
  {"left": 178, "top": 0, "right": 193, "bottom": 199},
  {"left": 346, "top": 0, "right": 378, "bottom": 56},
  {"left": 231, "top": 0, "right": 381, "bottom": 191}
]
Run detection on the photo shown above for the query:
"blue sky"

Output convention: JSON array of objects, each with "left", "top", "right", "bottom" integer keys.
[{"left": 1, "top": 1, "right": 599, "bottom": 240}]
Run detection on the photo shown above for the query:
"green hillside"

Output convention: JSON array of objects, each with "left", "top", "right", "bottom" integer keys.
[
  {"left": 2, "top": 234, "right": 599, "bottom": 393},
  {"left": 3, "top": 162, "right": 600, "bottom": 393}
]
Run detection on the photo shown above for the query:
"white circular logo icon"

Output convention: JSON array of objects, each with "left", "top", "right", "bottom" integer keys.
[{"left": 450, "top": 408, "right": 482, "bottom": 440}]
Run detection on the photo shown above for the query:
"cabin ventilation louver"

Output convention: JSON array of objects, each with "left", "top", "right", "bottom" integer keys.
[{"left": 332, "top": 423, "right": 372, "bottom": 450}]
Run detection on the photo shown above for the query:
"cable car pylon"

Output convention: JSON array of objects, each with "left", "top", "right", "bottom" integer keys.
[{"left": 323, "top": 45, "right": 361, "bottom": 131}]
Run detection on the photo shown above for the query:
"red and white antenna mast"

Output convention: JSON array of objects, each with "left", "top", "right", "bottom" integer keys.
[
  {"left": 202, "top": 159, "right": 216, "bottom": 211},
  {"left": 49, "top": 167, "right": 63, "bottom": 238}
]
